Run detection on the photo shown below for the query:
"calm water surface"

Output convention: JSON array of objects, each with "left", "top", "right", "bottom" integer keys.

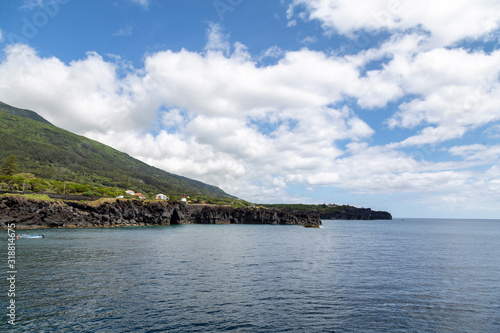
[{"left": 2, "top": 219, "right": 500, "bottom": 332}]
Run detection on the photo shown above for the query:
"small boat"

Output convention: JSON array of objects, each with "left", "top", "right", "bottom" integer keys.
[{"left": 17, "top": 234, "right": 45, "bottom": 239}]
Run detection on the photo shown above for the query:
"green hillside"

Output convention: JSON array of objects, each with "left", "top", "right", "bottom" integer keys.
[
  {"left": 0, "top": 101, "right": 52, "bottom": 125},
  {"left": 0, "top": 101, "right": 233, "bottom": 199}
]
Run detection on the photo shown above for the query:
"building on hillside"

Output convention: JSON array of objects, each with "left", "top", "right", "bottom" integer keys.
[
  {"left": 125, "top": 190, "right": 135, "bottom": 196},
  {"left": 156, "top": 194, "right": 169, "bottom": 200},
  {"left": 135, "top": 193, "right": 146, "bottom": 199}
]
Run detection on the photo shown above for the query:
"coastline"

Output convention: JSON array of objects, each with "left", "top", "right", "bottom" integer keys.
[{"left": 0, "top": 195, "right": 322, "bottom": 230}]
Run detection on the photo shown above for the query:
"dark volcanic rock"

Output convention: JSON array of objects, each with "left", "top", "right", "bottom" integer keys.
[
  {"left": 319, "top": 207, "right": 392, "bottom": 220},
  {"left": 369, "top": 210, "right": 392, "bottom": 220},
  {"left": 185, "top": 205, "right": 321, "bottom": 226},
  {"left": 0, "top": 196, "right": 321, "bottom": 229}
]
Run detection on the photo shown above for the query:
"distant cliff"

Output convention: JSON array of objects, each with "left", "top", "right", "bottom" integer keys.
[
  {"left": 260, "top": 203, "right": 392, "bottom": 220},
  {"left": 318, "top": 207, "right": 392, "bottom": 220},
  {"left": 185, "top": 205, "right": 319, "bottom": 226},
  {"left": 0, "top": 196, "right": 321, "bottom": 229}
]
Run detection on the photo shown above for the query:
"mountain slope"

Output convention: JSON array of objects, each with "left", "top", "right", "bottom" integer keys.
[
  {"left": 0, "top": 101, "right": 52, "bottom": 125},
  {"left": 0, "top": 102, "right": 233, "bottom": 199}
]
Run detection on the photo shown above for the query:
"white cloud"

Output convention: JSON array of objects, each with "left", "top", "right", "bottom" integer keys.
[
  {"left": 0, "top": 44, "right": 154, "bottom": 133},
  {"left": 113, "top": 25, "right": 133, "bottom": 37},
  {"left": 0, "top": 42, "right": 374, "bottom": 201},
  {"left": 19, "top": 0, "right": 70, "bottom": 10},
  {"left": 384, "top": 48, "right": 500, "bottom": 145},
  {"left": 422, "top": 163, "right": 500, "bottom": 216},
  {"left": 449, "top": 144, "right": 500, "bottom": 162},
  {"left": 0, "top": 29, "right": 3, "bottom": 43},
  {"left": 300, "top": 36, "right": 318, "bottom": 44},
  {"left": 141, "top": 46, "right": 363, "bottom": 118},
  {"left": 260, "top": 45, "right": 284, "bottom": 60},
  {"left": 484, "top": 124, "right": 500, "bottom": 138},
  {"left": 289, "top": 0, "right": 500, "bottom": 47},
  {"left": 341, "top": 32, "right": 500, "bottom": 146},
  {"left": 0, "top": 8, "right": 499, "bottom": 217},
  {"left": 20, "top": 0, "right": 46, "bottom": 9},
  {"left": 394, "top": 126, "right": 467, "bottom": 147},
  {"left": 205, "top": 23, "right": 231, "bottom": 55},
  {"left": 129, "top": 0, "right": 149, "bottom": 9},
  {"left": 21, "top": 0, "right": 149, "bottom": 10}
]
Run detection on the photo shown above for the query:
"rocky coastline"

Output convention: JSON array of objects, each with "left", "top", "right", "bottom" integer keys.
[
  {"left": 318, "top": 207, "right": 392, "bottom": 220},
  {"left": 0, "top": 195, "right": 322, "bottom": 229}
]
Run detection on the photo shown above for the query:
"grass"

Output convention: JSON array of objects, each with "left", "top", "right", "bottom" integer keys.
[
  {"left": 0, "top": 105, "right": 234, "bottom": 199},
  {"left": 1, "top": 193, "right": 54, "bottom": 201},
  {"left": 85, "top": 197, "right": 119, "bottom": 207}
]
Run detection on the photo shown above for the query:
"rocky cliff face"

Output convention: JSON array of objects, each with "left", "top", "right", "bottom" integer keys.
[
  {"left": 0, "top": 196, "right": 321, "bottom": 229},
  {"left": 185, "top": 205, "right": 319, "bottom": 226},
  {"left": 319, "top": 207, "right": 392, "bottom": 220}
]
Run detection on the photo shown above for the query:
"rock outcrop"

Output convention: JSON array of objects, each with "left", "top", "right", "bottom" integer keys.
[
  {"left": 262, "top": 204, "right": 392, "bottom": 220},
  {"left": 319, "top": 207, "right": 392, "bottom": 220},
  {"left": 0, "top": 196, "right": 322, "bottom": 229},
  {"left": 184, "top": 205, "right": 319, "bottom": 225}
]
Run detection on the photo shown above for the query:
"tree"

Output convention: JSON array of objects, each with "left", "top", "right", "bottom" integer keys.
[{"left": 1, "top": 154, "right": 19, "bottom": 176}]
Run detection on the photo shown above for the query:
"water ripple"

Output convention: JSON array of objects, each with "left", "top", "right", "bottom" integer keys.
[{"left": 2, "top": 220, "right": 499, "bottom": 332}]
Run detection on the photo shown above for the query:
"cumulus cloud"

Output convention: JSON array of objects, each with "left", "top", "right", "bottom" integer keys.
[
  {"left": 288, "top": 0, "right": 500, "bottom": 47},
  {"left": 0, "top": 34, "right": 498, "bottom": 205},
  {"left": 0, "top": 42, "right": 372, "bottom": 195},
  {"left": 0, "top": 44, "right": 154, "bottom": 133},
  {"left": 385, "top": 48, "right": 500, "bottom": 145},
  {"left": 1, "top": 2, "right": 500, "bottom": 216},
  {"left": 449, "top": 144, "right": 500, "bottom": 162}
]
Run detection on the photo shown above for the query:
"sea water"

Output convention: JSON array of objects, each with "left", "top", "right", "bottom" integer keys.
[{"left": 2, "top": 219, "right": 499, "bottom": 332}]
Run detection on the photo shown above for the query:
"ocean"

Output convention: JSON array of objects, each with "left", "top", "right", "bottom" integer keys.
[{"left": 2, "top": 219, "right": 500, "bottom": 332}]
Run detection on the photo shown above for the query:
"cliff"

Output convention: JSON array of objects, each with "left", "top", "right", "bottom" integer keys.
[
  {"left": 185, "top": 205, "right": 319, "bottom": 226},
  {"left": 262, "top": 204, "right": 392, "bottom": 220},
  {"left": 0, "top": 196, "right": 321, "bottom": 229},
  {"left": 319, "top": 207, "right": 392, "bottom": 220}
]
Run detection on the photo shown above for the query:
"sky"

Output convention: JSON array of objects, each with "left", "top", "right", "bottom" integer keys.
[{"left": 0, "top": 0, "right": 499, "bottom": 218}]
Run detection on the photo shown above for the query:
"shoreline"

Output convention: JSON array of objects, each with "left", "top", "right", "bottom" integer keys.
[{"left": 0, "top": 195, "right": 322, "bottom": 230}]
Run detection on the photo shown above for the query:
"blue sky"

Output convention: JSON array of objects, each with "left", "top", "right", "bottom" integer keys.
[{"left": 0, "top": 0, "right": 499, "bottom": 218}]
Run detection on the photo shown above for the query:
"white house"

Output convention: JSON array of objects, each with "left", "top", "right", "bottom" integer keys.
[
  {"left": 156, "top": 194, "right": 169, "bottom": 200},
  {"left": 125, "top": 190, "right": 135, "bottom": 196}
]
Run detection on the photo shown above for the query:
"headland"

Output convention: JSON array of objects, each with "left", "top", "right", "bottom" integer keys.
[{"left": 0, "top": 195, "right": 322, "bottom": 229}]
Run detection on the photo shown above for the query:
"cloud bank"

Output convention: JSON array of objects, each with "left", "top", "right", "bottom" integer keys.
[{"left": 0, "top": 1, "right": 499, "bottom": 217}]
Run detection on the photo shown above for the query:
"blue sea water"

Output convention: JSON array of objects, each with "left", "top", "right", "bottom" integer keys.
[{"left": 2, "top": 219, "right": 500, "bottom": 332}]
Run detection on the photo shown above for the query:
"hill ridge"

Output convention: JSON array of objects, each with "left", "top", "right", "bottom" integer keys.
[
  {"left": 0, "top": 101, "right": 52, "bottom": 125},
  {"left": 0, "top": 101, "right": 233, "bottom": 199}
]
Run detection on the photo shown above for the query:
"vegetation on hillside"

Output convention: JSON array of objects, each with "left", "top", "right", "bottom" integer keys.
[
  {"left": 0, "top": 173, "right": 252, "bottom": 207},
  {"left": 0, "top": 173, "right": 124, "bottom": 197},
  {"left": 0, "top": 154, "right": 19, "bottom": 176},
  {"left": 259, "top": 203, "right": 357, "bottom": 213},
  {"left": 0, "top": 193, "right": 54, "bottom": 202},
  {"left": 0, "top": 102, "right": 233, "bottom": 199},
  {"left": 187, "top": 195, "right": 253, "bottom": 208}
]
